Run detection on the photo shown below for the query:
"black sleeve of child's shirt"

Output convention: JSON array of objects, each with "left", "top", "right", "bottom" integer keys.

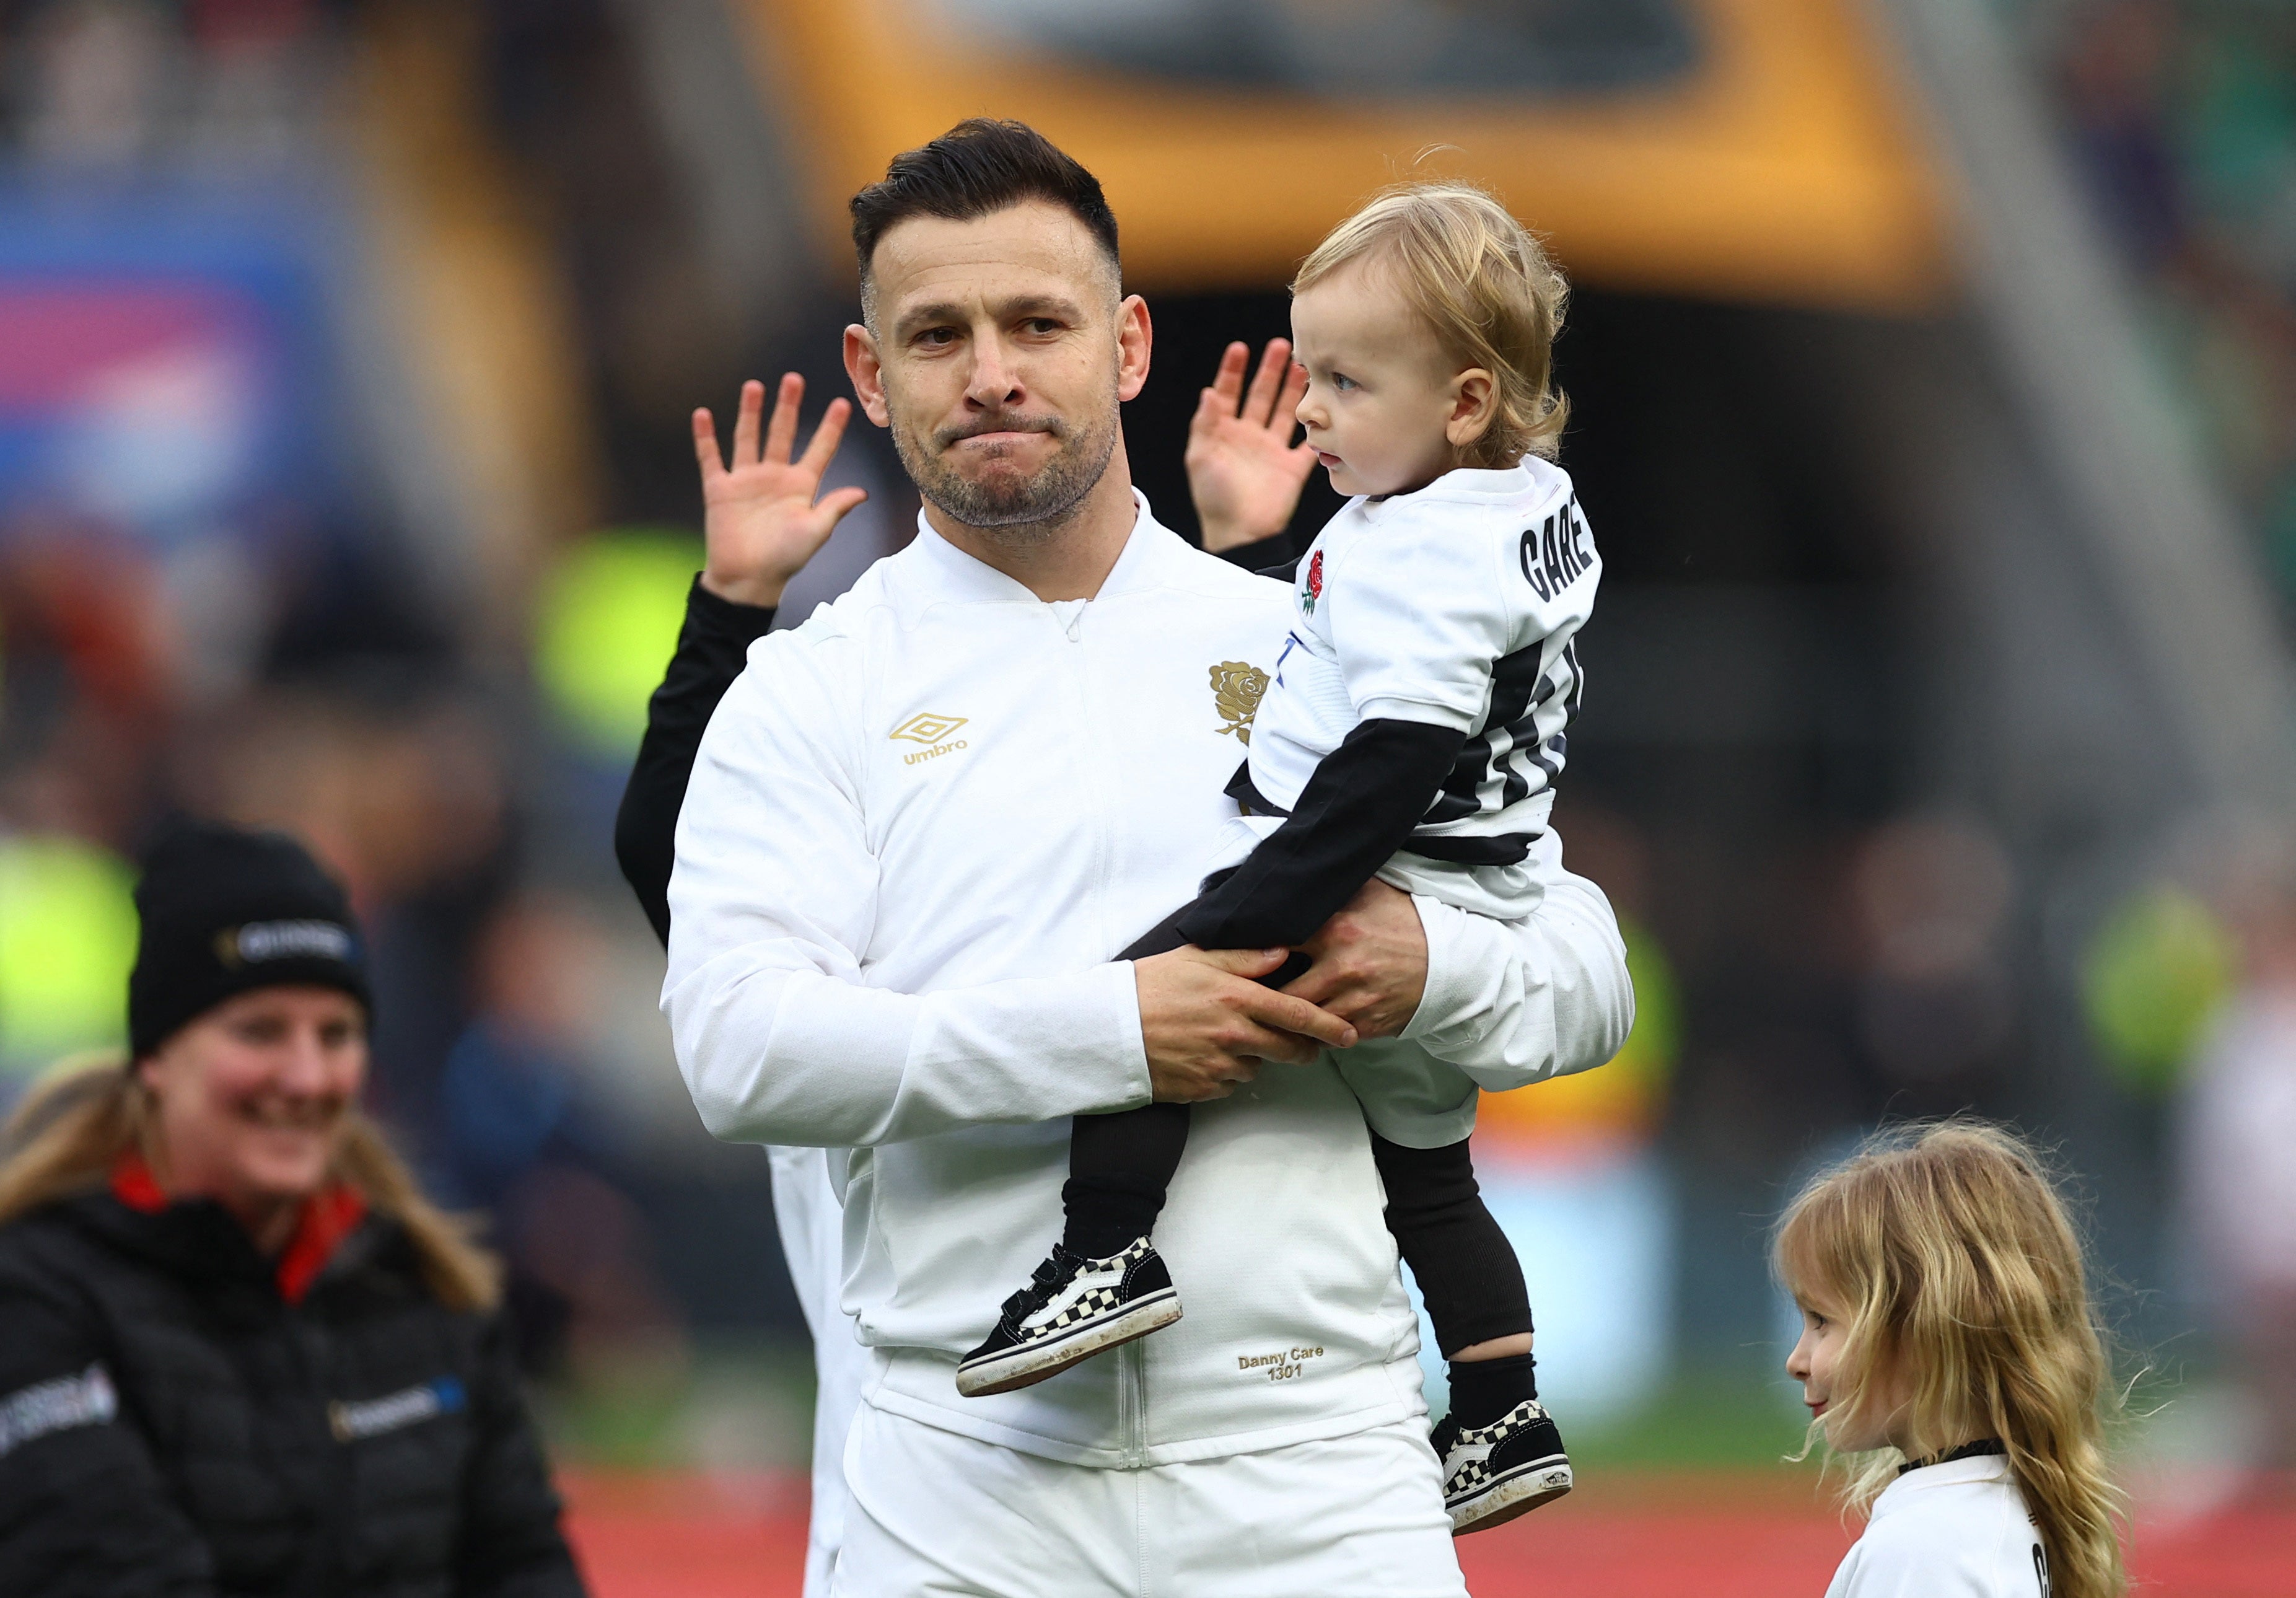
[
  {"left": 1172, "top": 718, "right": 1467, "bottom": 952},
  {"left": 613, "top": 577, "right": 778, "bottom": 948}
]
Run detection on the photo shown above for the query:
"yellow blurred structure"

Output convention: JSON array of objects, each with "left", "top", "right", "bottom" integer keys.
[
  {"left": 535, "top": 530, "right": 709, "bottom": 758},
  {"left": 1478, "top": 912, "right": 1680, "bottom": 1155},
  {"left": 352, "top": 0, "right": 601, "bottom": 655},
  {"left": 2082, "top": 882, "right": 2237, "bottom": 1097},
  {"left": 0, "top": 835, "right": 139, "bottom": 1075},
  {"left": 739, "top": 0, "right": 1947, "bottom": 310}
]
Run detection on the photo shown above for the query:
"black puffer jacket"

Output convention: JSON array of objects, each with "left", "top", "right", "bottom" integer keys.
[{"left": 0, "top": 1179, "right": 585, "bottom": 1597}]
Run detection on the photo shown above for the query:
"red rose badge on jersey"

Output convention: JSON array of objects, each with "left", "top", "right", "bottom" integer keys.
[{"left": 1302, "top": 550, "right": 1324, "bottom": 614}]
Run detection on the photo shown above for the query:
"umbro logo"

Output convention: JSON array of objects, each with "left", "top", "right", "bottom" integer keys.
[
  {"left": 890, "top": 712, "right": 966, "bottom": 745},
  {"left": 891, "top": 711, "right": 969, "bottom": 765}
]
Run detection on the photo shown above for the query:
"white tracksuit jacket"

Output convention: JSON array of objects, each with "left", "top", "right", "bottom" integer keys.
[{"left": 665, "top": 494, "right": 1634, "bottom": 1468}]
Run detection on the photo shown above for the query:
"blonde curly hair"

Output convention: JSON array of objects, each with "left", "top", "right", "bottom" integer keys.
[
  {"left": 1775, "top": 1121, "right": 2126, "bottom": 1598},
  {"left": 1292, "top": 181, "right": 1569, "bottom": 468}
]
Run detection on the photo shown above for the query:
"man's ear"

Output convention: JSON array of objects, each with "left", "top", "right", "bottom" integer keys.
[
  {"left": 844, "top": 324, "right": 892, "bottom": 428},
  {"left": 1445, "top": 368, "right": 1497, "bottom": 450},
  {"left": 1116, "top": 294, "right": 1152, "bottom": 403}
]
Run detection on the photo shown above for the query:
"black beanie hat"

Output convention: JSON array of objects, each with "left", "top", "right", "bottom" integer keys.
[{"left": 128, "top": 820, "right": 373, "bottom": 1060}]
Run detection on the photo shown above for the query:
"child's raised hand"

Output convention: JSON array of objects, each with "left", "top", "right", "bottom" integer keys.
[
  {"left": 1185, "top": 339, "right": 1318, "bottom": 554},
  {"left": 692, "top": 374, "right": 870, "bottom": 608}
]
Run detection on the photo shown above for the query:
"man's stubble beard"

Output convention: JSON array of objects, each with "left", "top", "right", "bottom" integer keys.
[{"left": 890, "top": 385, "right": 1121, "bottom": 548}]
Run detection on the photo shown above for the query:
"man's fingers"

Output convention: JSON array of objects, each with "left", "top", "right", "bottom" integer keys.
[
  {"left": 732, "top": 379, "right": 765, "bottom": 467},
  {"left": 1190, "top": 946, "right": 1291, "bottom": 980},
  {"left": 1273, "top": 356, "right": 1308, "bottom": 437},
  {"left": 1276, "top": 959, "right": 1347, "bottom": 1007},
  {"left": 762, "top": 372, "right": 805, "bottom": 465},
  {"left": 813, "top": 485, "right": 869, "bottom": 530},
  {"left": 692, "top": 407, "right": 725, "bottom": 481},
  {"left": 797, "top": 396, "right": 852, "bottom": 478},
  {"left": 1243, "top": 338, "right": 1289, "bottom": 425},
  {"left": 1237, "top": 984, "right": 1357, "bottom": 1050},
  {"left": 1189, "top": 382, "right": 1225, "bottom": 439},
  {"left": 1208, "top": 341, "right": 1250, "bottom": 409},
  {"left": 1201, "top": 1053, "right": 1265, "bottom": 1085},
  {"left": 1198, "top": 1048, "right": 1271, "bottom": 1084},
  {"left": 1224, "top": 1022, "right": 1320, "bottom": 1066}
]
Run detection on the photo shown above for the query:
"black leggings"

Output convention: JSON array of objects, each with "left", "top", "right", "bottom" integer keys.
[{"left": 1064, "top": 906, "right": 1532, "bottom": 1358}]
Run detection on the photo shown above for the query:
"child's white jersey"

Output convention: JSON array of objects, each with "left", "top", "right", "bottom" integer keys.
[
  {"left": 1826, "top": 1454, "right": 2052, "bottom": 1597},
  {"left": 1243, "top": 459, "right": 1597, "bottom": 882}
]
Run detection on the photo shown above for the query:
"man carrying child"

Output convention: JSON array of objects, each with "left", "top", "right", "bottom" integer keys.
[{"left": 662, "top": 119, "right": 1632, "bottom": 1594}]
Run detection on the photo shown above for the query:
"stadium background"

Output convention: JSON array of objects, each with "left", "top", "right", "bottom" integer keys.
[{"left": 0, "top": 0, "right": 2291, "bottom": 1589}]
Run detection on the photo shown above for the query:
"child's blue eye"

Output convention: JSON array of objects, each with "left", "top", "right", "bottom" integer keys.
[{"left": 1332, "top": 374, "right": 1357, "bottom": 392}]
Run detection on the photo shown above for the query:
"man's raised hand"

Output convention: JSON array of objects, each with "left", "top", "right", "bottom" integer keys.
[
  {"left": 693, "top": 374, "right": 869, "bottom": 608},
  {"left": 1185, "top": 339, "right": 1318, "bottom": 554},
  {"left": 1134, "top": 946, "right": 1357, "bottom": 1104}
]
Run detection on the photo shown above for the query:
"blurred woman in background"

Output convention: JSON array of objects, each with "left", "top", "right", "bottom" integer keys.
[{"left": 0, "top": 820, "right": 586, "bottom": 1597}]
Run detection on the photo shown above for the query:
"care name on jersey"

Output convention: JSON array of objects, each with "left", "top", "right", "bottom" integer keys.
[{"left": 1518, "top": 498, "right": 1595, "bottom": 604}]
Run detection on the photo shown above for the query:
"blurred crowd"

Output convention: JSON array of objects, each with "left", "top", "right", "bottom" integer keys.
[
  {"left": 0, "top": 0, "right": 343, "bottom": 167},
  {"left": 2008, "top": 0, "right": 2296, "bottom": 1466},
  {"left": 1, "top": 0, "right": 2294, "bottom": 1482},
  {"left": 2023, "top": 0, "right": 2296, "bottom": 599},
  {"left": 0, "top": 0, "right": 795, "bottom": 1454}
]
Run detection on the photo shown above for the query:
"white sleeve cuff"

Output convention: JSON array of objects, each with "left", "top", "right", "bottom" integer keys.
[{"left": 1101, "top": 959, "right": 1155, "bottom": 1111}]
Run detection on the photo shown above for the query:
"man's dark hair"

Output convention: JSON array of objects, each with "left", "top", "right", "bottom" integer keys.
[{"left": 850, "top": 118, "right": 1120, "bottom": 320}]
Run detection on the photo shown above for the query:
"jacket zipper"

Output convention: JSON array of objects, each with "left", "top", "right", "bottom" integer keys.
[
  {"left": 1058, "top": 600, "right": 1148, "bottom": 1465},
  {"left": 1058, "top": 599, "right": 1120, "bottom": 994},
  {"left": 1120, "top": 1338, "right": 1147, "bottom": 1467}
]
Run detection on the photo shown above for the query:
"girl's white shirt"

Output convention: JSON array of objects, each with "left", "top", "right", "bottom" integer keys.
[{"left": 1826, "top": 1455, "right": 2050, "bottom": 1597}]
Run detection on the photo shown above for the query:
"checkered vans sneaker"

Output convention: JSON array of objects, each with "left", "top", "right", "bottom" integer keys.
[
  {"left": 955, "top": 1237, "right": 1182, "bottom": 1398},
  {"left": 1434, "top": 1398, "right": 1573, "bottom": 1534}
]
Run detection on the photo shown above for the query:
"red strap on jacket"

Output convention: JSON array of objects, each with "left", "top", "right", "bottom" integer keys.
[{"left": 111, "top": 1153, "right": 368, "bottom": 1304}]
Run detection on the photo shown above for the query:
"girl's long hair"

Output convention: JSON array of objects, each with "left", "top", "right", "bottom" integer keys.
[
  {"left": 1774, "top": 1120, "right": 2125, "bottom": 1598},
  {"left": 0, "top": 1057, "right": 500, "bottom": 1314}
]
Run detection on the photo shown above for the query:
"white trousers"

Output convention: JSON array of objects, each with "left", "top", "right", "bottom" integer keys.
[
  {"left": 767, "top": 1144, "right": 870, "bottom": 1598},
  {"left": 831, "top": 1403, "right": 1468, "bottom": 1598}
]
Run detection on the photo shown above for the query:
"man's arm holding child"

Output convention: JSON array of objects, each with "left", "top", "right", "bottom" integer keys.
[
  {"left": 663, "top": 643, "right": 1357, "bottom": 1151},
  {"left": 1404, "top": 843, "right": 1635, "bottom": 1087},
  {"left": 1269, "top": 845, "right": 1633, "bottom": 1094}
]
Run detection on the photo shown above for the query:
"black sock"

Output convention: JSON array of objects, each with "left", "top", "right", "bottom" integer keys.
[
  {"left": 1064, "top": 1100, "right": 1191, "bottom": 1259},
  {"left": 1447, "top": 1353, "right": 1537, "bottom": 1430},
  {"left": 1061, "top": 1175, "right": 1168, "bottom": 1260},
  {"left": 1370, "top": 1134, "right": 1534, "bottom": 1357}
]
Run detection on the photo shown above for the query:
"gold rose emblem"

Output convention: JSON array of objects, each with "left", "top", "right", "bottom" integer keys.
[{"left": 1210, "top": 661, "right": 1270, "bottom": 744}]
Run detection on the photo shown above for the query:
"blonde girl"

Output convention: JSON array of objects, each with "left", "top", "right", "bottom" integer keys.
[{"left": 1776, "top": 1121, "right": 2124, "bottom": 1598}]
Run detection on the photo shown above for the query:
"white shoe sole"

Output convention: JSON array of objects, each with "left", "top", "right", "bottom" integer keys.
[
  {"left": 955, "top": 1291, "right": 1183, "bottom": 1398},
  {"left": 1448, "top": 1457, "right": 1572, "bottom": 1535}
]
